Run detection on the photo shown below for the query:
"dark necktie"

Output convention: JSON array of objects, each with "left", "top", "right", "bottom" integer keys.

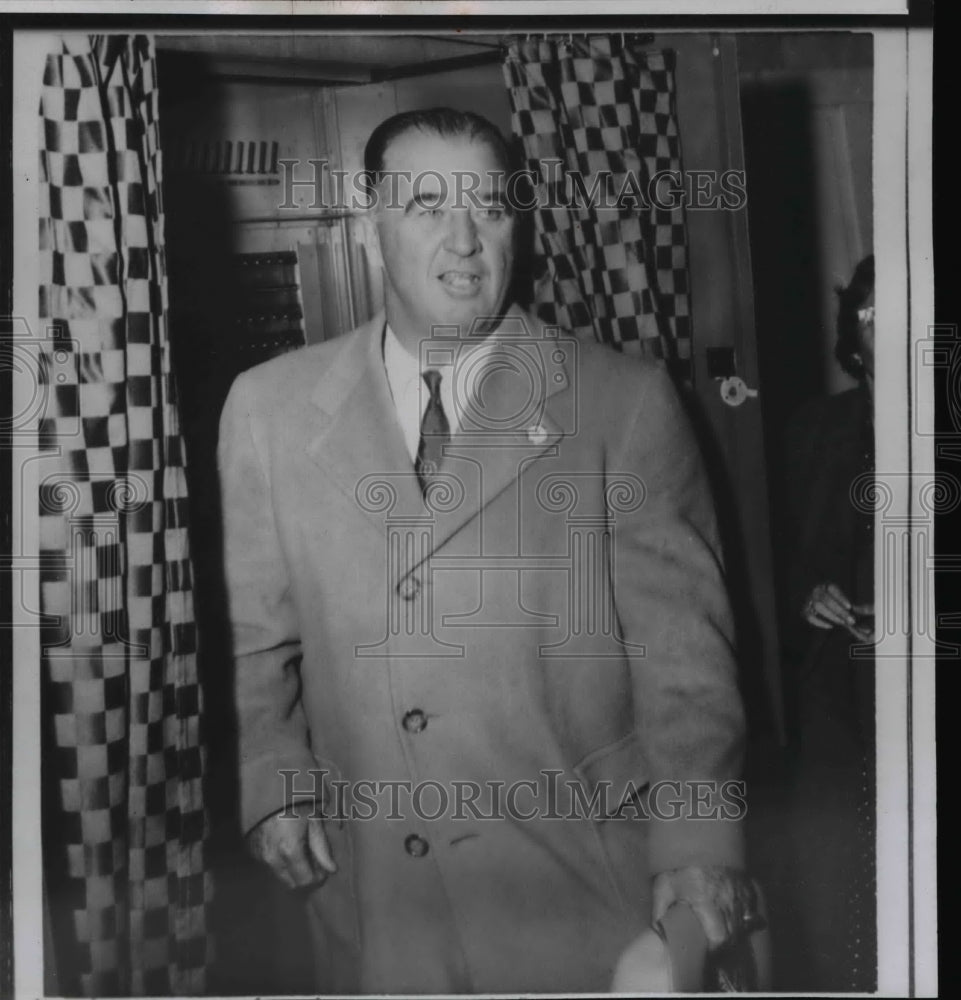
[{"left": 415, "top": 369, "right": 450, "bottom": 495}]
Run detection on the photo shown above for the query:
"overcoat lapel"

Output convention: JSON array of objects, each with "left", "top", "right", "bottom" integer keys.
[
  {"left": 303, "top": 307, "right": 574, "bottom": 555},
  {"left": 305, "top": 312, "right": 425, "bottom": 529},
  {"left": 424, "top": 310, "right": 574, "bottom": 560}
]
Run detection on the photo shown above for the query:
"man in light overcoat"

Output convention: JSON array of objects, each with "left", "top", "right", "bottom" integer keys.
[{"left": 218, "top": 108, "right": 754, "bottom": 994}]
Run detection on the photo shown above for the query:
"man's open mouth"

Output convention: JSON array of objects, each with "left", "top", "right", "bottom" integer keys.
[{"left": 439, "top": 271, "right": 483, "bottom": 289}]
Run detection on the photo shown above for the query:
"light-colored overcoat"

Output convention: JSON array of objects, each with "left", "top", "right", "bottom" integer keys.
[{"left": 217, "top": 307, "right": 746, "bottom": 994}]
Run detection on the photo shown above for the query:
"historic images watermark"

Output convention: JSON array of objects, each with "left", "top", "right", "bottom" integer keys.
[
  {"left": 277, "top": 768, "right": 748, "bottom": 824},
  {"left": 277, "top": 159, "right": 748, "bottom": 214}
]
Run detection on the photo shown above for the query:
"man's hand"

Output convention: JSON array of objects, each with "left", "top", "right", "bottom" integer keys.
[
  {"left": 803, "top": 583, "right": 875, "bottom": 643},
  {"left": 848, "top": 601, "right": 875, "bottom": 643},
  {"left": 651, "top": 866, "right": 759, "bottom": 951},
  {"left": 246, "top": 799, "right": 337, "bottom": 891},
  {"left": 802, "top": 581, "right": 857, "bottom": 632}
]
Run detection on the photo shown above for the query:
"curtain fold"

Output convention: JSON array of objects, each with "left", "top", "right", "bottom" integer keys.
[
  {"left": 503, "top": 36, "right": 693, "bottom": 379},
  {"left": 37, "top": 34, "right": 209, "bottom": 996}
]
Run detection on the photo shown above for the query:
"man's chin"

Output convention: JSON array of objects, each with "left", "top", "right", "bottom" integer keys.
[{"left": 427, "top": 300, "right": 506, "bottom": 337}]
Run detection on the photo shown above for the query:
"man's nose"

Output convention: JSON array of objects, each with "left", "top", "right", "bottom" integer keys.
[{"left": 443, "top": 209, "right": 480, "bottom": 256}]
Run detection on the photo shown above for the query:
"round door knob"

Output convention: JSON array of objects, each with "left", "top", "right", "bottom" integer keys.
[
  {"left": 404, "top": 833, "right": 429, "bottom": 858},
  {"left": 719, "top": 376, "right": 758, "bottom": 407}
]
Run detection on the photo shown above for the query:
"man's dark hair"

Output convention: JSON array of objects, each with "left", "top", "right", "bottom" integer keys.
[
  {"left": 363, "top": 107, "right": 514, "bottom": 184},
  {"left": 835, "top": 254, "right": 875, "bottom": 379}
]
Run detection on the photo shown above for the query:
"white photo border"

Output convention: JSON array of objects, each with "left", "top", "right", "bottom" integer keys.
[{"left": 7, "top": 7, "right": 936, "bottom": 998}]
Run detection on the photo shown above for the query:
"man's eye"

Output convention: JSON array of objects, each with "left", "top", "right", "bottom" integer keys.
[
  {"left": 477, "top": 207, "right": 505, "bottom": 221},
  {"left": 421, "top": 206, "right": 443, "bottom": 217}
]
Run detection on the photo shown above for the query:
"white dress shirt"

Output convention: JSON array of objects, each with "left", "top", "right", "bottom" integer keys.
[{"left": 383, "top": 323, "right": 495, "bottom": 463}]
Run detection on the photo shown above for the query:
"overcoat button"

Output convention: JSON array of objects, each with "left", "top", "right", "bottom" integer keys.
[
  {"left": 402, "top": 709, "right": 428, "bottom": 734},
  {"left": 397, "top": 576, "right": 421, "bottom": 601},
  {"left": 404, "top": 833, "right": 429, "bottom": 858}
]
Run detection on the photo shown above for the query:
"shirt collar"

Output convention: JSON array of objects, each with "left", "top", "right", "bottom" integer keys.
[
  {"left": 383, "top": 322, "right": 496, "bottom": 393},
  {"left": 383, "top": 322, "right": 422, "bottom": 394}
]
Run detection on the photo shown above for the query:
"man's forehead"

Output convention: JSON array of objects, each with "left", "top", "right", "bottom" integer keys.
[
  {"left": 380, "top": 128, "right": 506, "bottom": 175},
  {"left": 387, "top": 169, "right": 507, "bottom": 195}
]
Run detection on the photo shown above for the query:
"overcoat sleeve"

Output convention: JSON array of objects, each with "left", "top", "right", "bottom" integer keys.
[
  {"left": 607, "top": 362, "right": 746, "bottom": 875},
  {"left": 217, "top": 372, "right": 319, "bottom": 835}
]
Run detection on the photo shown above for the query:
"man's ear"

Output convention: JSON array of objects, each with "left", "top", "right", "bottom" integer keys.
[{"left": 356, "top": 209, "right": 384, "bottom": 271}]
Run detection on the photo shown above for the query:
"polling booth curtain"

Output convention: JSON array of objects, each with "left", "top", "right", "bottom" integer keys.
[
  {"left": 503, "top": 36, "right": 693, "bottom": 379},
  {"left": 36, "top": 35, "right": 209, "bottom": 996}
]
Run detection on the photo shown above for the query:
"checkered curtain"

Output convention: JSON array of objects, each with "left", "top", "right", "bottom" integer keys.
[
  {"left": 37, "top": 35, "right": 209, "bottom": 995},
  {"left": 504, "top": 36, "right": 693, "bottom": 378}
]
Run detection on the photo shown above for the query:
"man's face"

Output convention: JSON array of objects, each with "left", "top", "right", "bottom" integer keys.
[{"left": 371, "top": 129, "right": 515, "bottom": 346}]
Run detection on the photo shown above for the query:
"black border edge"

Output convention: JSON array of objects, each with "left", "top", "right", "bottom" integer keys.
[{"left": 0, "top": 17, "right": 14, "bottom": 1000}]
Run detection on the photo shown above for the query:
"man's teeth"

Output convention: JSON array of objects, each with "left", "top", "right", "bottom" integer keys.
[{"left": 441, "top": 272, "right": 480, "bottom": 287}]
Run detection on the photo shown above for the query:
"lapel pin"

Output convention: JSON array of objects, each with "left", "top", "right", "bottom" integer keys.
[{"left": 527, "top": 424, "right": 549, "bottom": 445}]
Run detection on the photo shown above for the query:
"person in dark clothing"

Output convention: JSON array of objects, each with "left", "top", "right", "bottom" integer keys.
[{"left": 780, "top": 254, "right": 877, "bottom": 992}]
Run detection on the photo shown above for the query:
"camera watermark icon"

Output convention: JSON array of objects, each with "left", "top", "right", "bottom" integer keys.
[
  {"left": 353, "top": 465, "right": 647, "bottom": 660},
  {"left": 907, "top": 324, "right": 961, "bottom": 648},
  {"left": 914, "top": 323, "right": 961, "bottom": 446},
  {"left": 416, "top": 314, "right": 578, "bottom": 441}
]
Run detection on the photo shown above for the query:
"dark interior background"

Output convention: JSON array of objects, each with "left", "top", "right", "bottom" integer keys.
[{"left": 158, "top": 31, "right": 873, "bottom": 992}]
